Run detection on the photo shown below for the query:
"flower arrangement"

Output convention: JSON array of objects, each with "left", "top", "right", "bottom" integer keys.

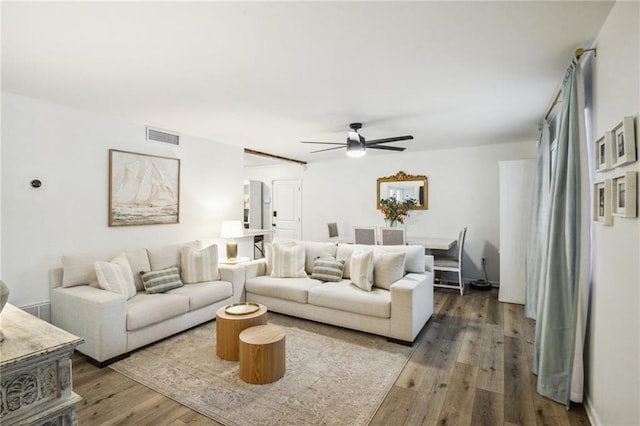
[{"left": 379, "top": 196, "right": 417, "bottom": 226}]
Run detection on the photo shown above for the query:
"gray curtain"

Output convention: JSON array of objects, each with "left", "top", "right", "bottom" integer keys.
[
  {"left": 525, "top": 120, "right": 551, "bottom": 320},
  {"left": 532, "top": 60, "right": 590, "bottom": 406}
]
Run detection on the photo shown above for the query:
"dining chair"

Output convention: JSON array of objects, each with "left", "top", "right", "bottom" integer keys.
[
  {"left": 379, "top": 227, "right": 406, "bottom": 245},
  {"left": 353, "top": 226, "right": 377, "bottom": 245},
  {"left": 433, "top": 227, "right": 467, "bottom": 295},
  {"left": 327, "top": 222, "right": 354, "bottom": 243}
]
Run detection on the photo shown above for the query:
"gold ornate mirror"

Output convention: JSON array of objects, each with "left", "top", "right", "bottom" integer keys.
[{"left": 377, "top": 171, "right": 428, "bottom": 210}]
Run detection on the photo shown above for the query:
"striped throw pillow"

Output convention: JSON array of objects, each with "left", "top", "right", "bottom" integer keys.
[
  {"left": 350, "top": 250, "right": 375, "bottom": 291},
  {"left": 94, "top": 254, "right": 137, "bottom": 300},
  {"left": 270, "top": 243, "right": 307, "bottom": 278},
  {"left": 181, "top": 244, "right": 219, "bottom": 284},
  {"left": 140, "top": 266, "right": 184, "bottom": 294},
  {"left": 311, "top": 257, "right": 345, "bottom": 282}
]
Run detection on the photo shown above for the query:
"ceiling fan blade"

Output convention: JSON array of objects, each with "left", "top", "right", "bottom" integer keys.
[
  {"left": 300, "top": 141, "right": 348, "bottom": 146},
  {"left": 365, "top": 135, "right": 414, "bottom": 145},
  {"left": 310, "top": 146, "right": 347, "bottom": 154},
  {"left": 368, "top": 145, "right": 406, "bottom": 152}
]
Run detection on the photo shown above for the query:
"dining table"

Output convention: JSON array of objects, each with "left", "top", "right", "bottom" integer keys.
[{"left": 406, "top": 236, "right": 457, "bottom": 251}]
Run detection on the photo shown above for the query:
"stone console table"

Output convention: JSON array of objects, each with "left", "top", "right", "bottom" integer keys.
[{"left": 0, "top": 303, "right": 83, "bottom": 425}]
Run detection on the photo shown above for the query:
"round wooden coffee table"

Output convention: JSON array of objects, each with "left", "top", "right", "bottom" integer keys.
[
  {"left": 239, "top": 324, "right": 286, "bottom": 384},
  {"left": 216, "top": 303, "right": 267, "bottom": 361}
]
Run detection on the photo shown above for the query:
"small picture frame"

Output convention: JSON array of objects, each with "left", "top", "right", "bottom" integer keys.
[
  {"left": 593, "top": 180, "right": 612, "bottom": 225},
  {"left": 594, "top": 131, "right": 613, "bottom": 172},
  {"left": 611, "top": 116, "right": 637, "bottom": 168},
  {"left": 611, "top": 171, "right": 637, "bottom": 218}
]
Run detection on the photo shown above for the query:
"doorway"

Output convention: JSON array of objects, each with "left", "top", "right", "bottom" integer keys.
[{"left": 272, "top": 179, "right": 302, "bottom": 240}]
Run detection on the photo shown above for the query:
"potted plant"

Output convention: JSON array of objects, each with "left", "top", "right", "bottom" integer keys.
[{"left": 379, "top": 196, "right": 417, "bottom": 227}]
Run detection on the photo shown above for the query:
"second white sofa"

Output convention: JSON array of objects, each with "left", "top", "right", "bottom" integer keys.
[{"left": 244, "top": 241, "right": 434, "bottom": 344}]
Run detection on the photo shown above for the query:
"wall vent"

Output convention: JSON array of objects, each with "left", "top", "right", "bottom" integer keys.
[
  {"left": 146, "top": 126, "right": 180, "bottom": 145},
  {"left": 20, "top": 301, "right": 51, "bottom": 322}
]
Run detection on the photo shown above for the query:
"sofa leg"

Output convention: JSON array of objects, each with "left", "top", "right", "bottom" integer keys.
[
  {"left": 83, "top": 351, "right": 130, "bottom": 368},
  {"left": 386, "top": 337, "right": 414, "bottom": 347}
]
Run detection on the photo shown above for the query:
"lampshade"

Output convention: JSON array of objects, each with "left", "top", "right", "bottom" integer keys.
[{"left": 220, "top": 220, "right": 244, "bottom": 239}]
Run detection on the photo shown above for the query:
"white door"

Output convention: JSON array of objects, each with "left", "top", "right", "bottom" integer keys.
[{"left": 272, "top": 179, "right": 301, "bottom": 239}]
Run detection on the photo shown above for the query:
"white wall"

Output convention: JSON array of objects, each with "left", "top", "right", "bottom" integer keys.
[
  {"left": 245, "top": 140, "right": 536, "bottom": 283},
  {"left": 586, "top": 2, "right": 640, "bottom": 425},
  {"left": 1, "top": 92, "right": 245, "bottom": 307}
]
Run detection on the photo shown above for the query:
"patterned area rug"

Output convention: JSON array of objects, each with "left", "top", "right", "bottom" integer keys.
[{"left": 110, "top": 313, "right": 414, "bottom": 425}]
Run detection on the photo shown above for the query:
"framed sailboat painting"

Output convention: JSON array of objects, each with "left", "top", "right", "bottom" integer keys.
[{"left": 109, "top": 149, "right": 180, "bottom": 226}]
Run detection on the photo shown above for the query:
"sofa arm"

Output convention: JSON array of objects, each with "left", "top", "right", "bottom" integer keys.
[
  {"left": 51, "top": 285, "right": 127, "bottom": 363},
  {"left": 389, "top": 271, "right": 434, "bottom": 342},
  {"left": 425, "top": 254, "right": 434, "bottom": 273},
  {"left": 219, "top": 264, "right": 246, "bottom": 301},
  {"left": 244, "top": 259, "right": 267, "bottom": 280}
]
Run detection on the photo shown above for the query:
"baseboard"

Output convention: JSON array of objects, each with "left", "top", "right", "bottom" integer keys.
[
  {"left": 583, "top": 393, "right": 602, "bottom": 426},
  {"left": 19, "top": 301, "right": 51, "bottom": 322}
]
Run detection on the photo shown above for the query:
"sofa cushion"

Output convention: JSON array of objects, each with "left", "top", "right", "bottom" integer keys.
[
  {"left": 308, "top": 281, "right": 391, "bottom": 318},
  {"left": 246, "top": 276, "right": 323, "bottom": 304},
  {"left": 311, "top": 258, "right": 345, "bottom": 282},
  {"left": 125, "top": 248, "right": 152, "bottom": 291},
  {"left": 373, "top": 251, "right": 407, "bottom": 290},
  {"left": 140, "top": 266, "right": 184, "bottom": 294},
  {"left": 271, "top": 243, "right": 307, "bottom": 278},
  {"left": 126, "top": 292, "right": 190, "bottom": 331},
  {"left": 350, "top": 250, "right": 375, "bottom": 291},
  {"left": 375, "top": 245, "right": 425, "bottom": 273},
  {"left": 336, "top": 244, "right": 377, "bottom": 279},
  {"left": 94, "top": 254, "right": 137, "bottom": 300},
  {"left": 62, "top": 251, "right": 115, "bottom": 287},
  {"left": 181, "top": 244, "right": 219, "bottom": 284},
  {"left": 147, "top": 241, "right": 200, "bottom": 272},
  {"left": 167, "top": 281, "right": 232, "bottom": 311},
  {"left": 300, "top": 241, "right": 338, "bottom": 274}
]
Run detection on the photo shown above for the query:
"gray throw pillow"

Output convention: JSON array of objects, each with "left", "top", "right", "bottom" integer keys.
[
  {"left": 311, "top": 257, "right": 345, "bottom": 282},
  {"left": 140, "top": 266, "right": 184, "bottom": 294}
]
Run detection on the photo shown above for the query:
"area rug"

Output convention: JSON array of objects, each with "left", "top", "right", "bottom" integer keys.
[{"left": 110, "top": 313, "right": 414, "bottom": 425}]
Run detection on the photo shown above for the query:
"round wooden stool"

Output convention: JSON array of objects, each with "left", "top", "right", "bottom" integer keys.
[
  {"left": 239, "top": 324, "right": 286, "bottom": 384},
  {"left": 216, "top": 303, "right": 268, "bottom": 361}
]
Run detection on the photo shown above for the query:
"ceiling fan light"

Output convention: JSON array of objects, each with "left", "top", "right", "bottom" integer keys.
[{"left": 346, "top": 143, "right": 366, "bottom": 158}]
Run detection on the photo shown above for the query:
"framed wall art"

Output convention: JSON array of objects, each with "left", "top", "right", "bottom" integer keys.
[
  {"left": 593, "top": 179, "right": 612, "bottom": 225},
  {"left": 611, "top": 116, "right": 637, "bottom": 168},
  {"left": 109, "top": 149, "right": 180, "bottom": 226},
  {"left": 594, "top": 131, "right": 613, "bottom": 172},
  {"left": 611, "top": 171, "right": 637, "bottom": 218}
]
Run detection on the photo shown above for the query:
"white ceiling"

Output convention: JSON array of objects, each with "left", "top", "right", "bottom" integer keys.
[{"left": 2, "top": 1, "right": 614, "bottom": 165}]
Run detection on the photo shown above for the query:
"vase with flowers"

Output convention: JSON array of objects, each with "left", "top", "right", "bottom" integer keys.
[{"left": 379, "top": 196, "right": 417, "bottom": 227}]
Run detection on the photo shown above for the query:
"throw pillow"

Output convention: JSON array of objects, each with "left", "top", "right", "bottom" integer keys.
[
  {"left": 271, "top": 243, "right": 307, "bottom": 278},
  {"left": 94, "top": 254, "right": 137, "bottom": 300},
  {"left": 140, "top": 266, "right": 184, "bottom": 294},
  {"left": 181, "top": 244, "right": 219, "bottom": 284},
  {"left": 350, "top": 250, "right": 374, "bottom": 291},
  {"left": 311, "top": 257, "right": 345, "bottom": 282},
  {"left": 373, "top": 251, "right": 407, "bottom": 290}
]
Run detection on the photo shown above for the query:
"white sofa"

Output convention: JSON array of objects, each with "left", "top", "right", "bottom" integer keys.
[
  {"left": 50, "top": 241, "right": 244, "bottom": 366},
  {"left": 244, "top": 241, "right": 434, "bottom": 344}
]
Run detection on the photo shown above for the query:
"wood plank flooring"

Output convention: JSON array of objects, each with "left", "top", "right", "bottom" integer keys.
[{"left": 71, "top": 288, "right": 591, "bottom": 425}]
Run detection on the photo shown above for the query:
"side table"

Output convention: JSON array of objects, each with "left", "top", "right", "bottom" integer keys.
[
  {"left": 0, "top": 304, "right": 84, "bottom": 425},
  {"left": 216, "top": 303, "right": 267, "bottom": 361}
]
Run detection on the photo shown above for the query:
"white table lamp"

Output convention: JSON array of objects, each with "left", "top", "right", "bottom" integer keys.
[{"left": 220, "top": 220, "right": 244, "bottom": 260}]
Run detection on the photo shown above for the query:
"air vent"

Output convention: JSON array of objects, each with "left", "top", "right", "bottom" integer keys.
[{"left": 146, "top": 126, "right": 180, "bottom": 145}]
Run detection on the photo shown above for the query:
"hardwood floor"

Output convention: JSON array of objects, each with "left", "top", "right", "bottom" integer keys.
[{"left": 72, "top": 288, "right": 590, "bottom": 425}]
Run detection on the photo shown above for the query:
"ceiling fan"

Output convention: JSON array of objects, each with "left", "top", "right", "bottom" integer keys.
[{"left": 301, "top": 123, "right": 413, "bottom": 157}]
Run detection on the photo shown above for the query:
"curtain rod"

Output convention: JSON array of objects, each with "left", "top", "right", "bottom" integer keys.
[
  {"left": 244, "top": 148, "right": 307, "bottom": 165},
  {"left": 544, "top": 48, "right": 596, "bottom": 120}
]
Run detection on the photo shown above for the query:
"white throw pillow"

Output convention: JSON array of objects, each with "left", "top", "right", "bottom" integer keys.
[
  {"left": 94, "top": 254, "right": 137, "bottom": 300},
  {"left": 373, "top": 251, "right": 406, "bottom": 290},
  {"left": 181, "top": 244, "right": 219, "bottom": 284},
  {"left": 271, "top": 243, "right": 307, "bottom": 278},
  {"left": 350, "top": 250, "right": 374, "bottom": 291}
]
